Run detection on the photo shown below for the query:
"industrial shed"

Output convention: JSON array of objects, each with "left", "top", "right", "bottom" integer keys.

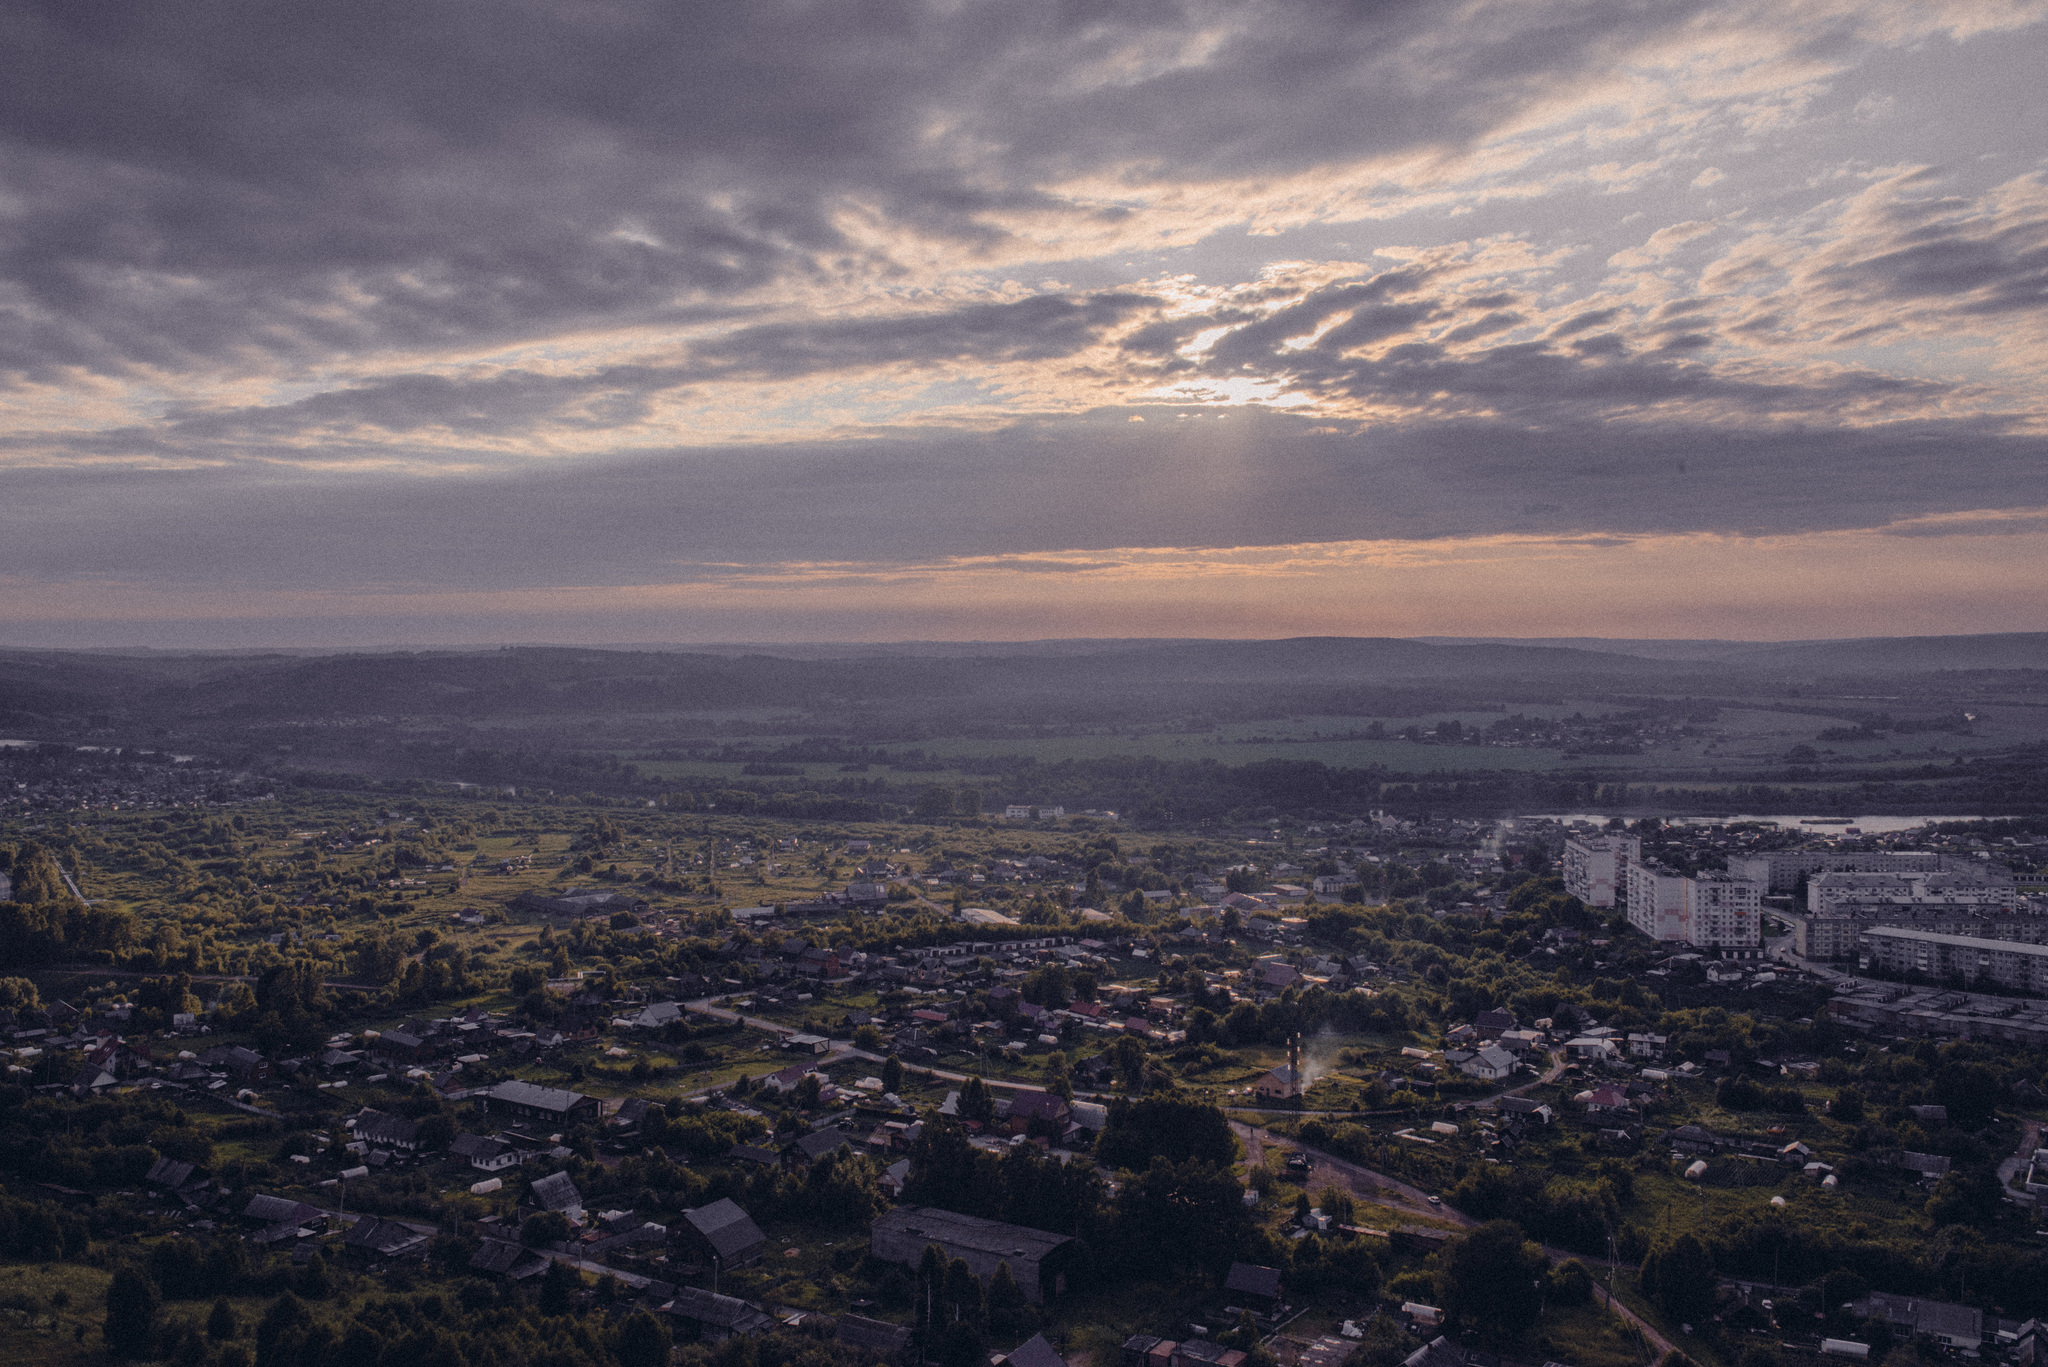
[{"left": 869, "top": 1207, "right": 1081, "bottom": 1304}]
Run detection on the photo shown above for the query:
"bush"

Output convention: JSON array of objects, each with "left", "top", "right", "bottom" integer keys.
[{"left": 1549, "top": 1258, "right": 1594, "bottom": 1305}]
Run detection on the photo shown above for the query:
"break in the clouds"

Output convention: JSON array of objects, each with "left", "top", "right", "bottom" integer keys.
[{"left": 3, "top": 0, "right": 2048, "bottom": 644}]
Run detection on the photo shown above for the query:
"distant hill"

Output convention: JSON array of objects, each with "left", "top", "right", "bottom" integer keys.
[
  {"left": 1416, "top": 633, "right": 2048, "bottom": 672},
  {"left": 2, "top": 632, "right": 2044, "bottom": 741}
]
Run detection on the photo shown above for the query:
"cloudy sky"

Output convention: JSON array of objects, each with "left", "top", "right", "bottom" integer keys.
[{"left": 4, "top": 0, "right": 2047, "bottom": 647}]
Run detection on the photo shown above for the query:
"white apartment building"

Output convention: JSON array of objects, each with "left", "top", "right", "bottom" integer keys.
[
  {"left": 1689, "top": 872, "right": 1763, "bottom": 949},
  {"left": 1858, "top": 926, "right": 2048, "bottom": 994},
  {"left": 1807, "top": 870, "right": 2017, "bottom": 916},
  {"left": 1563, "top": 832, "right": 1641, "bottom": 908},
  {"left": 1727, "top": 849, "right": 1945, "bottom": 894},
  {"left": 1626, "top": 861, "right": 1760, "bottom": 950}
]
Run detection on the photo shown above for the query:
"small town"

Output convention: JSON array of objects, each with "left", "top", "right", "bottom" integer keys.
[
  {"left": 5, "top": 5, "right": 2048, "bottom": 1367},
  {"left": 3, "top": 783, "right": 2047, "bottom": 1367}
]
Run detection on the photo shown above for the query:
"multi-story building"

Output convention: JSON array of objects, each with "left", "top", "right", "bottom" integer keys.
[
  {"left": 1563, "top": 833, "right": 1640, "bottom": 908},
  {"left": 1783, "top": 906, "right": 2048, "bottom": 961},
  {"left": 1688, "top": 872, "right": 1762, "bottom": 949},
  {"left": 1727, "top": 849, "right": 1946, "bottom": 894},
  {"left": 1626, "top": 861, "right": 1760, "bottom": 950},
  {"left": 1807, "top": 870, "right": 2017, "bottom": 915},
  {"left": 1625, "top": 860, "right": 1690, "bottom": 940},
  {"left": 1857, "top": 926, "right": 2048, "bottom": 995}
]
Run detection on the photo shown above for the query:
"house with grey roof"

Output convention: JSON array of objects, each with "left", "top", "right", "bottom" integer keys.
[
  {"left": 525, "top": 1170, "right": 584, "bottom": 1217},
  {"left": 451, "top": 1133, "right": 521, "bottom": 1171},
  {"left": 836, "top": 1313, "right": 914, "bottom": 1361},
  {"left": 1857, "top": 1293, "right": 1983, "bottom": 1351},
  {"left": 342, "top": 1216, "right": 429, "bottom": 1262},
  {"left": 678, "top": 1197, "right": 767, "bottom": 1268},
  {"left": 479, "top": 1079, "right": 599, "bottom": 1126},
  {"left": 662, "top": 1287, "right": 773, "bottom": 1341},
  {"left": 469, "top": 1239, "right": 549, "bottom": 1279},
  {"left": 1000, "top": 1334, "right": 1070, "bottom": 1367}
]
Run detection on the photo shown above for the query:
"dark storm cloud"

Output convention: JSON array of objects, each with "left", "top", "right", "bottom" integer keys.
[
  {"left": 5, "top": 409, "right": 2045, "bottom": 597},
  {"left": 0, "top": 0, "right": 1728, "bottom": 375}
]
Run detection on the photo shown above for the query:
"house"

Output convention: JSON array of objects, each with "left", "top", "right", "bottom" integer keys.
[
  {"left": 786, "top": 1127, "right": 854, "bottom": 1166},
  {"left": 1496, "top": 1029, "right": 1545, "bottom": 1056},
  {"left": 1857, "top": 1293, "right": 1983, "bottom": 1351},
  {"left": 1473, "top": 1008, "right": 1517, "bottom": 1039},
  {"left": 870, "top": 1207, "right": 1082, "bottom": 1304},
  {"left": 999, "top": 1334, "right": 1071, "bottom": 1367},
  {"left": 1254, "top": 1064, "right": 1304, "bottom": 1100},
  {"left": 525, "top": 1170, "right": 584, "bottom": 1218},
  {"left": 1225, "top": 1261, "right": 1283, "bottom": 1311},
  {"left": 1458, "top": 1045, "right": 1516, "bottom": 1083},
  {"left": 1258, "top": 962, "right": 1299, "bottom": 991},
  {"left": 763, "top": 1061, "right": 824, "bottom": 1095},
  {"left": 1663, "top": 1124, "right": 1727, "bottom": 1153},
  {"left": 1497, "top": 1097, "right": 1553, "bottom": 1124},
  {"left": 469, "top": 1239, "right": 550, "bottom": 1280},
  {"left": 1627, "top": 1033, "right": 1668, "bottom": 1059},
  {"left": 663, "top": 1287, "right": 774, "bottom": 1341},
  {"left": 209, "top": 1045, "right": 272, "bottom": 1082},
  {"left": 371, "top": 1030, "right": 433, "bottom": 1065},
  {"left": 610, "top": 1098, "right": 655, "bottom": 1132},
  {"left": 342, "top": 1216, "right": 429, "bottom": 1263},
  {"left": 451, "top": 1133, "right": 521, "bottom": 1172},
  {"left": 478, "top": 1079, "right": 599, "bottom": 1126},
  {"left": 1898, "top": 1151, "right": 1952, "bottom": 1180},
  {"left": 1005, "top": 1089, "right": 1071, "bottom": 1136},
  {"left": 65, "top": 1064, "right": 115, "bottom": 1097},
  {"left": 1583, "top": 1087, "right": 1631, "bottom": 1114},
  {"left": 146, "top": 1157, "right": 199, "bottom": 1191},
  {"left": 781, "top": 1033, "right": 831, "bottom": 1055},
  {"left": 628, "top": 1002, "right": 684, "bottom": 1030},
  {"left": 837, "top": 1313, "right": 914, "bottom": 1362},
  {"left": 241, "top": 1194, "right": 326, "bottom": 1245},
  {"left": 350, "top": 1108, "right": 425, "bottom": 1153},
  {"left": 678, "top": 1198, "right": 768, "bottom": 1269}
]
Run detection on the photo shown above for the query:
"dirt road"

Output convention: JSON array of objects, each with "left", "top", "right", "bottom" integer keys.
[{"left": 1236, "top": 1117, "right": 1675, "bottom": 1361}]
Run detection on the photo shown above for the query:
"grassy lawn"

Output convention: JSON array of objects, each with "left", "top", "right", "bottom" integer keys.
[
  {"left": 0, "top": 1262, "right": 111, "bottom": 1367},
  {"left": 1529, "top": 1298, "right": 1667, "bottom": 1367},
  {"left": 718, "top": 1218, "right": 875, "bottom": 1314}
]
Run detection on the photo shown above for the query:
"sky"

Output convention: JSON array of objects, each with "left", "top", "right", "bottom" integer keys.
[{"left": 4, "top": 0, "right": 2048, "bottom": 648}]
